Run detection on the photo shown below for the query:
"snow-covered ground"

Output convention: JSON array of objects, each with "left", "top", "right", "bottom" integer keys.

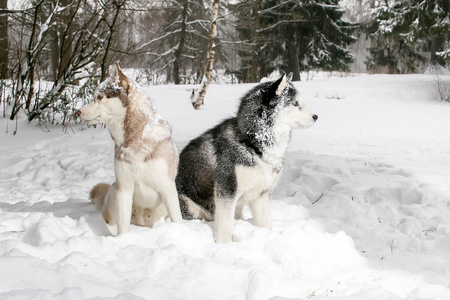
[{"left": 1, "top": 74, "right": 450, "bottom": 300}]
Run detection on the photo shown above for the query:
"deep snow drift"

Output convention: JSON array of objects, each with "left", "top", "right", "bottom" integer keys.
[{"left": 1, "top": 74, "right": 450, "bottom": 300}]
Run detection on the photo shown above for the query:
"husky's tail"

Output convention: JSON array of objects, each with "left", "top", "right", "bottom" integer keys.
[
  {"left": 90, "top": 183, "right": 110, "bottom": 210},
  {"left": 178, "top": 194, "right": 212, "bottom": 221}
]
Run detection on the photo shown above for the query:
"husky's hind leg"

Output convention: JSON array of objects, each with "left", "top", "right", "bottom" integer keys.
[
  {"left": 235, "top": 202, "right": 245, "bottom": 220},
  {"left": 159, "top": 181, "right": 183, "bottom": 223},
  {"left": 147, "top": 202, "right": 168, "bottom": 226},
  {"left": 214, "top": 198, "right": 237, "bottom": 243},
  {"left": 249, "top": 191, "right": 272, "bottom": 230}
]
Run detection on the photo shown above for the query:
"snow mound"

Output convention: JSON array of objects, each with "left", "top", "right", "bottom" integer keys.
[{"left": 1, "top": 74, "right": 450, "bottom": 299}]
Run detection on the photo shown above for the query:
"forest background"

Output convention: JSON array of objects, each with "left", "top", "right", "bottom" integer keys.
[{"left": 0, "top": 0, "right": 449, "bottom": 126}]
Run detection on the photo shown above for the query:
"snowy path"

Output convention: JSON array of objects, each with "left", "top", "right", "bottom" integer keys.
[{"left": 1, "top": 75, "right": 450, "bottom": 299}]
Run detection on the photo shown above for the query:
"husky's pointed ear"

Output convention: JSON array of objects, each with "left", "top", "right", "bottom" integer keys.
[
  {"left": 109, "top": 62, "right": 120, "bottom": 79},
  {"left": 286, "top": 72, "right": 293, "bottom": 82},
  {"left": 109, "top": 61, "right": 129, "bottom": 91},
  {"left": 262, "top": 73, "right": 287, "bottom": 107},
  {"left": 270, "top": 73, "right": 288, "bottom": 97}
]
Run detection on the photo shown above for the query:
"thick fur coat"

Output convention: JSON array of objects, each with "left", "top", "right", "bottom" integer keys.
[
  {"left": 77, "top": 62, "right": 182, "bottom": 234},
  {"left": 176, "top": 73, "right": 318, "bottom": 243}
]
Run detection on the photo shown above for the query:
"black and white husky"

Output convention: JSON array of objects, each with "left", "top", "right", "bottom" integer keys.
[{"left": 176, "top": 73, "right": 318, "bottom": 243}]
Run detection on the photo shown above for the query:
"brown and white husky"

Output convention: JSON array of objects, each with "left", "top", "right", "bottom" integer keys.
[{"left": 77, "top": 62, "right": 182, "bottom": 235}]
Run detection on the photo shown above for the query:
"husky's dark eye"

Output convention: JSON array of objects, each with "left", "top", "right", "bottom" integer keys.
[
  {"left": 292, "top": 101, "right": 299, "bottom": 107},
  {"left": 96, "top": 94, "right": 103, "bottom": 101}
]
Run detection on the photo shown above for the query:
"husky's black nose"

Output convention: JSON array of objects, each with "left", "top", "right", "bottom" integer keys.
[{"left": 312, "top": 115, "right": 318, "bottom": 121}]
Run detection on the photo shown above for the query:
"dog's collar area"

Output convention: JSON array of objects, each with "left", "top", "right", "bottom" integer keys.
[{"left": 240, "top": 139, "right": 263, "bottom": 156}]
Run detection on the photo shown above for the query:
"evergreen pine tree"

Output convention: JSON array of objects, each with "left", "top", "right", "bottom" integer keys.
[
  {"left": 233, "top": 0, "right": 357, "bottom": 82},
  {"left": 302, "top": 0, "right": 357, "bottom": 72},
  {"left": 366, "top": 0, "right": 424, "bottom": 73},
  {"left": 230, "top": 0, "right": 265, "bottom": 82},
  {"left": 404, "top": 0, "right": 449, "bottom": 68},
  {"left": 367, "top": 0, "right": 449, "bottom": 73}
]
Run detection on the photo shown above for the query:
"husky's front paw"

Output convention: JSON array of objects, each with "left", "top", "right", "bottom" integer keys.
[
  {"left": 214, "top": 228, "right": 234, "bottom": 243},
  {"left": 215, "top": 235, "right": 233, "bottom": 243}
]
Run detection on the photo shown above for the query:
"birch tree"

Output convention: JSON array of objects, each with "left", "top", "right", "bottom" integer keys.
[{"left": 192, "top": 0, "right": 220, "bottom": 109}]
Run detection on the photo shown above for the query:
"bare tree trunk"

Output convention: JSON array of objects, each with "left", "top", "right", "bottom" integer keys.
[
  {"left": 173, "top": 0, "right": 188, "bottom": 84},
  {"left": 49, "top": 0, "right": 76, "bottom": 81},
  {"left": 100, "top": 0, "right": 126, "bottom": 82},
  {"left": 286, "top": 33, "right": 300, "bottom": 81},
  {"left": 430, "top": 34, "right": 446, "bottom": 67},
  {"left": 251, "top": 0, "right": 259, "bottom": 83},
  {"left": 24, "top": 1, "right": 41, "bottom": 111},
  {"left": 192, "top": 0, "right": 220, "bottom": 110},
  {"left": 58, "top": 0, "right": 75, "bottom": 81},
  {"left": 49, "top": 26, "right": 59, "bottom": 81},
  {"left": 386, "top": 39, "right": 392, "bottom": 74},
  {"left": 0, "top": 0, "right": 8, "bottom": 79}
]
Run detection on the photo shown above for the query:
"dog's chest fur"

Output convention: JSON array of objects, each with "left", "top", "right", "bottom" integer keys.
[
  {"left": 235, "top": 155, "right": 281, "bottom": 199},
  {"left": 107, "top": 95, "right": 171, "bottom": 161},
  {"left": 104, "top": 89, "right": 177, "bottom": 187}
]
